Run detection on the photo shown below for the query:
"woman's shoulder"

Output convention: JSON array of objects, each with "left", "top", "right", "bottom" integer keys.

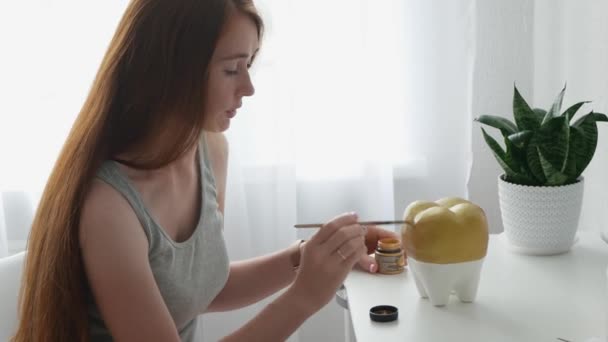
[
  {"left": 203, "top": 132, "right": 228, "bottom": 212},
  {"left": 78, "top": 179, "right": 179, "bottom": 341},
  {"left": 203, "top": 132, "right": 228, "bottom": 174},
  {"left": 78, "top": 179, "right": 148, "bottom": 251},
  {"left": 204, "top": 131, "right": 228, "bottom": 159}
]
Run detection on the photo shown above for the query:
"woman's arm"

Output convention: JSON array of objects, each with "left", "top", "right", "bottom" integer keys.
[
  {"left": 206, "top": 241, "right": 302, "bottom": 312},
  {"left": 221, "top": 213, "right": 367, "bottom": 341},
  {"left": 79, "top": 180, "right": 181, "bottom": 342},
  {"left": 207, "top": 225, "right": 397, "bottom": 313}
]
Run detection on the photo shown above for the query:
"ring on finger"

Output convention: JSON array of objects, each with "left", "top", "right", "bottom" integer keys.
[
  {"left": 360, "top": 224, "right": 367, "bottom": 234},
  {"left": 337, "top": 248, "right": 347, "bottom": 260}
]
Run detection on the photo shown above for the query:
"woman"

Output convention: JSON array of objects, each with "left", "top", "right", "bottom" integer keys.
[{"left": 13, "top": 0, "right": 397, "bottom": 341}]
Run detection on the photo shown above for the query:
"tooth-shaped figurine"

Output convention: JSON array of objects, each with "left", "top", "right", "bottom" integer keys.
[{"left": 401, "top": 197, "right": 489, "bottom": 306}]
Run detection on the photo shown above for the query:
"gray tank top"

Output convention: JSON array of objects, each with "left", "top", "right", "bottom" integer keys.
[{"left": 86, "top": 136, "right": 230, "bottom": 341}]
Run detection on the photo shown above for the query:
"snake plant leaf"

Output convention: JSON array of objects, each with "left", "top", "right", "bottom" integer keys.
[
  {"left": 537, "top": 147, "right": 569, "bottom": 185},
  {"left": 481, "top": 128, "right": 536, "bottom": 184},
  {"left": 542, "top": 85, "right": 566, "bottom": 125},
  {"left": 481, "top": 128, "right": 518, "bottom": 176},
  {"left": 533, "top": 108, "right": 547, "bottom": 124},
  {"left": 564, "top": 125, "right": 588, "bottom": 180},
  {"left": 572, "top": 111, "right": 608, "bottom": 127},
  {"left": 513, "top": 86, "right": 540, "bottom": 131},
  {"left": 569, "top": 112, "right": 608, "bottom": 175},
  {"left": 476, "top": 85, "right": 607, "bottom": 186},
  {"left": 505, "top": 136, "right": 537, "bottom": 183},
  {"left": 533, "top": 108, "right": 547, "bottom": 118},
  {"left": 526, "top": 135, "right": 547, "bottom": 184},
  {"left": 536, "top": 116, "right": 570, "bottom": 172},
  {"left": 475, "top": 115, "right": 518, "bottom": 136},
  {"left": 507, "top": 130, "right": 533, "bottom": 148},
  {"left": 504, "top": 135, "right": 522, "bottom": 171},
  {"left": 561, "top": 101, "right": 590, "bottom": 123}
]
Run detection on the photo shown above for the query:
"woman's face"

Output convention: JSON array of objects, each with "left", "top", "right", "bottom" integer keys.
[{"left": 204, "top": 11, "right": 259, "bottom": 132}]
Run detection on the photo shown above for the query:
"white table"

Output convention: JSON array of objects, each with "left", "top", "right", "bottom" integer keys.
[{"left": 343, "top": 232, "right": 608, "bottom": 342}]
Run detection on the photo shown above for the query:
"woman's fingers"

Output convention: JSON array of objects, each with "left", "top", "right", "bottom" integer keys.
[
  {"left": 309, "top": 212, "right": 358, "bottom": 245},
  {"left": 307, "top": 213, "right": 367, "bottom": 265},
  {"left": 322, "top": 223, "right": 365, "bottom": 257},
  {"left": 327, "top": 233, "right": 366, "bottom": 266},
  {"left": 341, "top": 243, "right": 368, "bottom": 265},
  {"left": 289, "top": 212, "right": 369, "bottom": 312},
  {"left": 364, "top": 225, "right": 399, "bottom": 254}
]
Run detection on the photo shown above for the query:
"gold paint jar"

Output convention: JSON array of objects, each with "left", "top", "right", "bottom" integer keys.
[{"left": 374, "top": 238, "right": 405, "bottom": 274}]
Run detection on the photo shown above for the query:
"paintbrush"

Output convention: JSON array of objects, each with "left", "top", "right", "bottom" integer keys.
[{"left": 294, "top": 220, "right": 410, "bottom": 228}]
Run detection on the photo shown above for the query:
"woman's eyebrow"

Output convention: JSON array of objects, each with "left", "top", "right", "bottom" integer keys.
[
  {"left": 220, "top": 48, "right": 259, "bottom": 61},
  {"left": 220, "top": 53, "right": 250, "bottom": 61}
]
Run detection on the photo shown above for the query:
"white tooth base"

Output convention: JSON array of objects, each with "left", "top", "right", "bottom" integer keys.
[{"left": 407, "top": 257, "right": 484, "bottom": 307}]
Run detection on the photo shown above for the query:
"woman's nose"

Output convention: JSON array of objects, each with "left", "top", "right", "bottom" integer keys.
[{"left": 239, "top": 73, "right": 255, "bottom": 97}]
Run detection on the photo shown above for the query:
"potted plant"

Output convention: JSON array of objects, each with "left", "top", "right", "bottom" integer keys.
[{"left": 475, "top": 85, "right": 607, "bottom": 255}]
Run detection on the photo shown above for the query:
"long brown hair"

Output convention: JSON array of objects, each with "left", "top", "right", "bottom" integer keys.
[{"left": 12, "top": 1, "right": 262, "bottom": 341}]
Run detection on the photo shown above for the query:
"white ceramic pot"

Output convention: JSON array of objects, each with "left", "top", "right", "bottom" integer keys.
[
  {"left": 498, "top": 175, "right": 584, "bottom": 255},
  {"left": 408, "top": 257, "right": 484, "bottom": 306}
]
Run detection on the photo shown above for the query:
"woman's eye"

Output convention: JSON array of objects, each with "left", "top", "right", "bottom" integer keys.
[
  {"left": 223, "top": 69, "right": 238, "bottom": 76},
  {"left": 223, "top": 61, "right": 251, "bottom": 76}
]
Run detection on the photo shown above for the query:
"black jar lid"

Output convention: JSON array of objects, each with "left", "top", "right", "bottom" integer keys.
[{"left": 369, "top": 305, "right": 398, "bottom": 322}]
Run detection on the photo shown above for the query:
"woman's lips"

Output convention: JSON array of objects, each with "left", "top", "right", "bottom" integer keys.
[{"left": 226, "top": 109, "right": 237, "bottom": 118}]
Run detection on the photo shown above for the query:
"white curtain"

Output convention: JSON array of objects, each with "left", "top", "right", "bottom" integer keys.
[{"left": 0, "top": 0, "right": 131, "bottom": 256}]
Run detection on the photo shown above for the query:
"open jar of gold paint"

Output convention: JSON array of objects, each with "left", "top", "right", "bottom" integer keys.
[{"left": 374, "top": 238, "right": 405, "bottom": 275}]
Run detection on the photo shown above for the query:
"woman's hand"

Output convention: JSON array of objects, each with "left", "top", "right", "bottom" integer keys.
[
  {"left": 287, "top": 212, "right": 367, "bottom": 314},
  {"left": 356, "top": 225, "right": 401, "bottom": 273}
]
